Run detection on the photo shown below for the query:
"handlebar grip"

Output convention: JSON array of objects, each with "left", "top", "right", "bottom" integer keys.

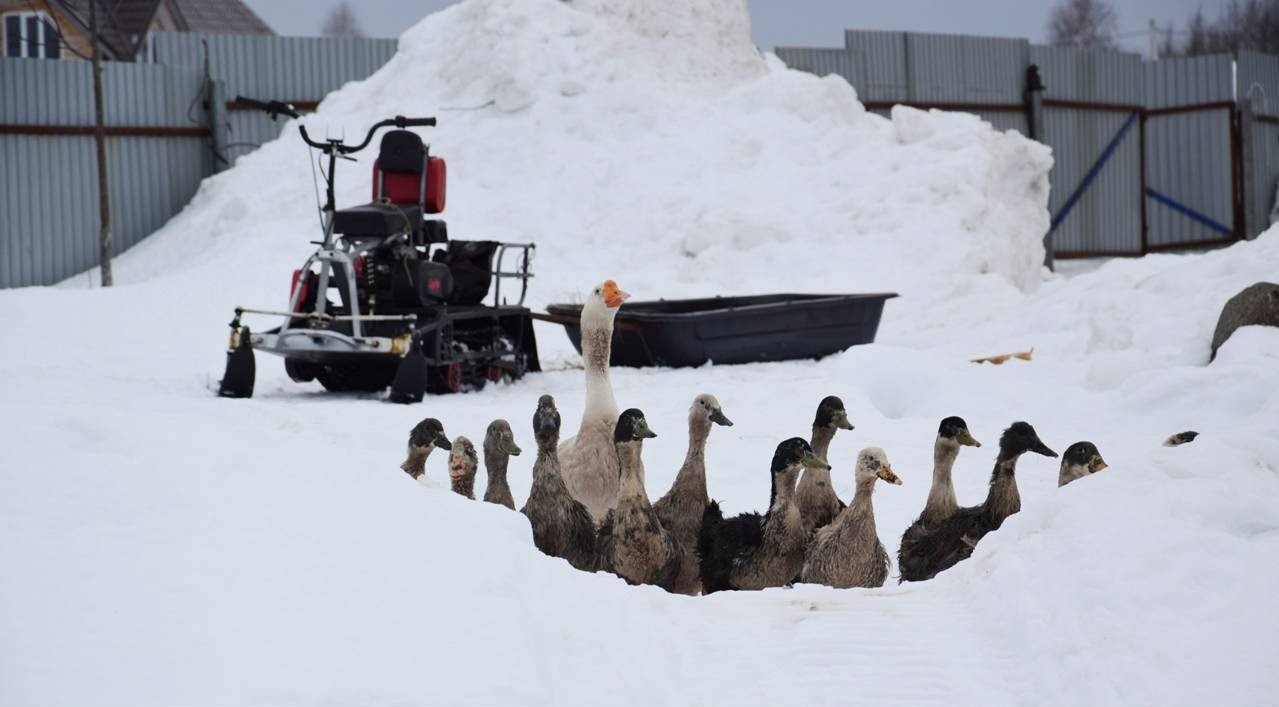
[
  {"left": 394, "top": 116, "right": 437, "bottom": 128},
  {"left": 234, "top": 96, "right": 300, "bottom": 120},
  {"left": 233, "top": 95, "right": 270, "bottom": 110}
]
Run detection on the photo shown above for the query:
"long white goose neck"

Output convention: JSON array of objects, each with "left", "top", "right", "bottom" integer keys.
[
  {"left": 923, "top": 437, "right": 960, "bottom": 523},
  {"left": 616, "top": 440, "right": 648, "bottom": 503},
  {"left": 580, "top": 303, "right": 619, "bottom": 426}
]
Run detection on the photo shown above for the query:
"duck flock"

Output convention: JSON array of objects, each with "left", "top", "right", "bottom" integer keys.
[{"left": 398, "top": 280, "right": 1190, "bottom": 595}]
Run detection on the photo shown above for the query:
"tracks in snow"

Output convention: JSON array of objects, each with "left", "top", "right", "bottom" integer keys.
[{"left": 685, "top": 585, "right": 1028, "bottom": 706}]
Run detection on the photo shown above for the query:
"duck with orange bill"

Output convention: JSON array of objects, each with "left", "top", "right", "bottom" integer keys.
[
  {"left": 801, "top": 447, "right": 903, "bottom": 589},
  {"left": 559, "top": 280, "right": 631, "bottom": 523}
]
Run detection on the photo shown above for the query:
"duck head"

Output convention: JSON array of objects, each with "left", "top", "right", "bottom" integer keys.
[
  {"left": 1163, "top": 430, "right": 1199, "bottom": 447},
  {"left": 485, "top": 419, "right": 522, "bottom": 456},
  {"left": 448, "top": 436, "right": 478, "bottom": 482},
  {"left": 614, "top": 408, "right": 657, "bottom": 443},
  {"left": 855, "top": 446, "right": 903, "bottom": 485},
  {"left": 409, "top": 417, "right": 452, "bottom": 451},
  {"left": 999, "top": 421, "right": 1057, "bottom": 459},
  {"left": 581, "top": 280, "right": 631, "bottom": 324},
  {"left": 938, "top": 416, "right": 981, "bottom": 448},
  {"left": 692, "top": 393, "right": 733, "bottom": 427},
  {"left": 813, "top": 396, "right": 854, "bottom": 432},
  {"left": 1061, "top": 441, "right": 1107, "bottom": 477},
  {"left": 533, "top": 395, "right": 561, "bottom": 447},
  {"left": 772, "top": 437, "right": 829, "bottom": 474}
]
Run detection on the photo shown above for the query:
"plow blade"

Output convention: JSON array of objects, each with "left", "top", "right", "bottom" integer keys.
[
  {"left": 218, "top": 326, "right": 256, "bottom": 398},
  {"left": 388, "top": 345, "right": 428, "bottom": 404}
]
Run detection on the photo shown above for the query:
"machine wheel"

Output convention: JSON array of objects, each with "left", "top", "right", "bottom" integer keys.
[
  {"left": 316, "top": 362, "right": 397, "bottom": 393},
  {"left": 284, "top": 358, "right": 321, "bottom": 383},
  {"left": 426, "top": 361, "right": 463, "bottom": 394}
]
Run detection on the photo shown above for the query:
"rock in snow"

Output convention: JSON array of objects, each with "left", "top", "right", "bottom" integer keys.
[{"left": 1210, "top": 282, "right": 1279, "bottom": 360}]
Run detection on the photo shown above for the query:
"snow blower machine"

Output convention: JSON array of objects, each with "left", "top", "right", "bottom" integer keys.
[{"left": 217, "top": 97, "right": 539, "bottom": 403}]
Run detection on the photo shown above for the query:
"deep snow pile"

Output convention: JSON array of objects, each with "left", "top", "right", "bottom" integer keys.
[
  {"left": 109, "top": 0, "right": 1052, "bottom": 311},
  {"left": 4, "top": 0, "right": 1279, "bottom": 705}
]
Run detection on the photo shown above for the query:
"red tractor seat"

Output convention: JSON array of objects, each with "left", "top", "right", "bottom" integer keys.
[{"left": 372, "top": 129, "right": 446, "bottom": 214}]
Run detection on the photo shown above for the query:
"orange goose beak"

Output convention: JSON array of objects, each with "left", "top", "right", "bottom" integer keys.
[{"left": 602, "top": 280, "right": 630, "bottom": 309}]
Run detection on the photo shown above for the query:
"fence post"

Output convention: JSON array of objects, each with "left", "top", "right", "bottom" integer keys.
[
  {"left": 206, "top": 78, "right": 229, "bottom": 173},
  {"left": 1025, "top": 64, "right": 1051, "bottom": 269},
  {"left": 1238, "top": 95, "right": 1257, "bottom": 240}
]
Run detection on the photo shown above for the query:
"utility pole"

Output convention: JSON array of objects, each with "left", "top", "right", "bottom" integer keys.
[
  {"left": 1148, "top": 18, "right": 1160, "bottom": 61},
  {"left": 90, "top": 0, "right": 113, "bottom": 286}
]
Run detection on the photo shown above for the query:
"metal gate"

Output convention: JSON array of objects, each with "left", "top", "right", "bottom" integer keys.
[{"left": 1142, "top": 55, "right": 1240, "bottom": 251}]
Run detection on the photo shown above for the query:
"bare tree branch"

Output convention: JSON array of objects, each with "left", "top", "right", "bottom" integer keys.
[
  {"left": 320, "top": 2, "right": 365, "bottom": 38},
  {"left": 1047, "top": 0, "right": 1119, "bottom": 49},
  {"left": 1162, "top": 0, "right": 1279, "bottom": 56}
]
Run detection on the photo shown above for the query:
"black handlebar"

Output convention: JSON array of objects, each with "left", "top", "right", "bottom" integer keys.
[
  {"left": 396, "top": 117, "right": 437, "bottom": 128},
  {"left": 233, "top": 95, "right": 300, "bottom": 120},
  {"left": 232, "top": 95, "right": 435, "bottom": 153}
]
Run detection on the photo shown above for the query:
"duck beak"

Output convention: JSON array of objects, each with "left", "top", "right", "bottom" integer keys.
[
  {"left": 876, "top": 465, "right": 903, "bottom": 485},
  {"left": 502, "top": 435, "right": 523, "bottom": 456},
  {"left": 603, "top": 281, "right": 630, "bottom": 309},
  {"left": 1031, "top": 438, "right": 1057, "bottom": 458},
  {"left": 835, "top": 411, "right": 854, "bottom": 431},
  {"left": 802, "top": 451, "right": 831, "bottom": 470},
  {"left": 434, "top": 433, "right": 452, "bottom": 451},
  {"left": 709, "top": 408, "right": 734, "bottom": 426},
  {"left": 1089, "top": 455, "right": 1108, "bottom": 472},
  {"left": 956, "top": 429, "right": 982, "bottom": 447}
]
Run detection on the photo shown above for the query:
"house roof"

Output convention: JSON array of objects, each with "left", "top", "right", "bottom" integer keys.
[
  {"left": 164, "top": 0, "right": 273, "bottom": 36},
  {"left": 52, "top": 0, "right": 274, "bottom": 61},
  {"left": 53, "top": 0, "right": 164, "bottom": 60}
]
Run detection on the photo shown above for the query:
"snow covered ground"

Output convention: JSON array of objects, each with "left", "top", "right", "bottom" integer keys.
[{"left": 3, "top": 0, "right": 1278, "bottom": 704}]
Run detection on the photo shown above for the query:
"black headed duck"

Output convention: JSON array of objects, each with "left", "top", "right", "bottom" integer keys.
[
  {"left": 898, "top": 421, "right": 1057, "bottom": 582},
  {"left": 652, "top": 393, "right": 733, "bottom": 595},
  {"left": 597, "top": 409, "right": 681, "bottom": 589},
  {"left": 897, "top": 416, "right": 981, "bottom": 556},
  {"left": 481, "top": 419, "right": 522, "bottom": 509},
  {"left": 400, "top": 417, "right": 452, "bottom": 485},
  {"left": 699, "top": 437, "right": 830, "bottom": 593},
  {"left": 520, "top": 395, "right": 599, "bottom": 572},
  {"left": 1163, "top": 431, "right": 1199, "bottom": 447},
  {"left": 795, "top": 396, "right": 855, "bottom": 534},
  {"left": 1058, "top": 441, "right": 1107, "bottom": 487}
]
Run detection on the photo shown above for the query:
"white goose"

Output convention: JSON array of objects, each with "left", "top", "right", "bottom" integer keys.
[{"left": 560, "top": 279, "right": 629, "bottom": 523}]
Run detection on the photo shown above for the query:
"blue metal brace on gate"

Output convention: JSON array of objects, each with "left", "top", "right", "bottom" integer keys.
[{"left": 1049, "top": 112, "right": 1140, "bottom": 233}]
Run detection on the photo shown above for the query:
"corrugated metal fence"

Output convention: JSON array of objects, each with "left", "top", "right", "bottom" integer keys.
[
  {"left": 0, "top": 32, "right": 396, "bottom": 288},
  {"left": 1238, "top": 51, "right": 1279, "bottom": 237},
  {"left": 150, "top": 33, "right": 397, "bottom": 164},
  {"left": 5, "top": 31, "right": 1277, "bottom": 287},
  {"left": 777, "top": 33, "right": 1279, "bottom": 260}
]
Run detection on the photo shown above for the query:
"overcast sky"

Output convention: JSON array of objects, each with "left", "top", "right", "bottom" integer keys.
[{"left": 244, "top": 0, "right": 1234, "bottom": 57}]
